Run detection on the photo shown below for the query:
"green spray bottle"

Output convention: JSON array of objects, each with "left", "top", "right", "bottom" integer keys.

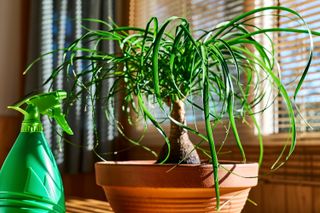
[{"left": 0, "top": 90, "right": 73, "bottom": 212}]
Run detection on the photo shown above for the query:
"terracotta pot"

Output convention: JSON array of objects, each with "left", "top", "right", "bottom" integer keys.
[{"left": 95, "top": 160, "right": 258, "bottom": 213}]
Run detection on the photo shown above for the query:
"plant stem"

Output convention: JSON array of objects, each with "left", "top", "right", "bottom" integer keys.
[{"left": 157, "top": 99, "right": 201, "bottom": 164}]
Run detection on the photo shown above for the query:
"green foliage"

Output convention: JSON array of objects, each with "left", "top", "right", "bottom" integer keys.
[{"left": 26, "top": 6, "right": 318, "bottom": 210}]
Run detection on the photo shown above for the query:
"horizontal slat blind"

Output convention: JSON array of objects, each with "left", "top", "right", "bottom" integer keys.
[
  {"left": 276, "top": 0, "right": 320, "bottom": 133},
  {"left": 130, "top": 0, "right": 245, "bottom": 35},
  {"left": 129, "top": 0, "right": 320, "bottom": 138},
  {"left": 129, "top": 0, "right": 190, "bottom": 27},
  {"left": 129, "top": 0, "right": 245, "bottom": 122},
  {"left": 190, "top": 0, "right": 244, "bottom": 37}
]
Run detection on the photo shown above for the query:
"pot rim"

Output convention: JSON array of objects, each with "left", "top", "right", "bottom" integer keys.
[
  {"left": 95, "top": 160, "right": 259, "bottom": 188},
  {"left": 95, "top": 160, "right": 258, "bottom": 167}
]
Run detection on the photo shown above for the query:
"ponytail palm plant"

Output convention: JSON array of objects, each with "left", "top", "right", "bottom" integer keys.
[{"left": 27, "top": 6, "right": 319, "bottom": 210}]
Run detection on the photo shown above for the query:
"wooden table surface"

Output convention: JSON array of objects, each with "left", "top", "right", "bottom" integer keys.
[{"left": 66, "top": 197, "right": 114, "bottom": 213}]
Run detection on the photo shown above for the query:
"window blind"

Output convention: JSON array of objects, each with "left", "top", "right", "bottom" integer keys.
[
  {"left": 33, "top": 0, "right": 117, "bottom": 172},
  {"left": 276, "top": 0, "right": 320, "bottom": 134},
  {"left": 130, "top": 0, "right": 320, "bottom": 139},
  {"left": 129, "top": 0, "right": 245, "bottom": 123},
  {"left": 130, "top": 0, "right": 190, "bottom": 27},
  {"left": 130, "top": 0, "right": 244, "bottom": 31},
  {"left": 40, "top": 0, "right": 54, "bottom": 152}
]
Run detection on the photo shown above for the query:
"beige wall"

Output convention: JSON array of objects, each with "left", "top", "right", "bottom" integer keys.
[
  {"left": 0, "top": 0, "right": 28, "bottom": 166},
  {"left": 0, "top": 0, "right": 25, "bottom": 115}
]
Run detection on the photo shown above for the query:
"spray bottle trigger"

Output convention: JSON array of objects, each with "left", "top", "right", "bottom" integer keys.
[{"left": 48, "top": 107, "right": 74, "bottom": 135}]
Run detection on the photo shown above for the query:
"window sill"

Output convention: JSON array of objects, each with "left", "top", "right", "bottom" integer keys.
[{"left": 66, "top": 197, "right": 112, "bottom": 212}]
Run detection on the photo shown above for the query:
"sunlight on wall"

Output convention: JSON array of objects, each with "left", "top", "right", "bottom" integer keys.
[{"left": 0, "top": 0, "right": 23, "bottom": 116}]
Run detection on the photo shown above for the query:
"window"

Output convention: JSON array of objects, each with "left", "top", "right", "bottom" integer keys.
[
  {"left": 276, "top": 0, "right": 320, "bottom": 136},
  {"left": 27, "top": 0, "right": 117, "bottom": 172},
  {"left": 129, "top": 0, "right": 246, "bottom": 125},
  {"left": 130, "top": 0, "right": 244, "bottom": 32},
  {"left": 129, "top": 0, "right": 320, "bottom": 143}
]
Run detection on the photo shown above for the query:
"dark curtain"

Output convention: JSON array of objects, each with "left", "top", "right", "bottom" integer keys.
[{"left": 25, "top": 0, "right": 117, "bottom": 173}]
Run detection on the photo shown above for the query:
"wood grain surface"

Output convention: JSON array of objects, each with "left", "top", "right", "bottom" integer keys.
[{"left": 66, "top": 198, "right": 113, "bottom": 213}]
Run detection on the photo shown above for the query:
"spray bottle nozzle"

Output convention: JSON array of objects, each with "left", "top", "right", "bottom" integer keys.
[{"left": 8, "top": 90, "right": 73, "bottom": 135}]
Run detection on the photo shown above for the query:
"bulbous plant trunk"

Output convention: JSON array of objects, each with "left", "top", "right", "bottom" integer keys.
[{"left": 157, "top": 99, "right": 201, "bottom": 164}]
